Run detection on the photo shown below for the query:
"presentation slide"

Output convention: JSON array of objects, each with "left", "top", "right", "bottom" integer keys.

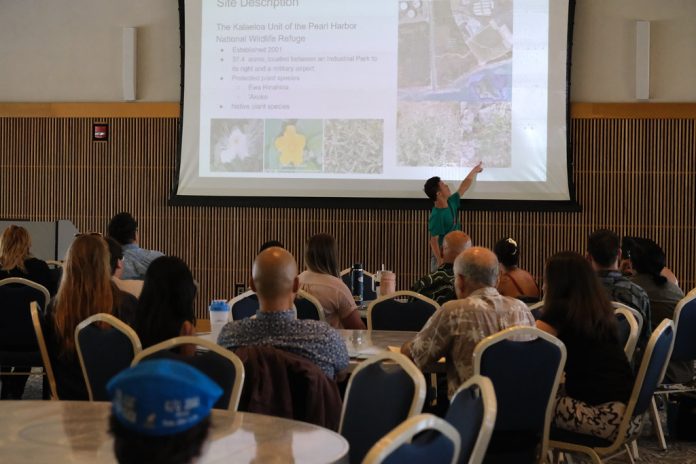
[{"left": 177, "top": 0, "right": 573, "bottom": 202}]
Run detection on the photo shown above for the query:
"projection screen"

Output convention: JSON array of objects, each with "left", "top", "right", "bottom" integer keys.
[{"left": 175, "top": 0, "right": 576, "bottom": 208}]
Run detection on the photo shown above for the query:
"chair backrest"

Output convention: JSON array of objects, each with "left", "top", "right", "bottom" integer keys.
[
  {"left": 631, "top": 319, "right": 675, "bottom": 416},
  {"left": 608, "top": 319, "right": 675, "bottom": 447},
  {"left": 30, "top": 301, "right": 58, "bottom": 400},
  {"left": 473, "top": 327, "right": 566, "bottom": 462},
  {"left": 367, "top": 291, "right": 439, "bottom": 331},
  {"left": 614, "top": 307, "right": 639, "bottom": 360},
  {"left": 75, "top": 313, "right": 142, "bottom": 401},
  {"left": 364, "top": 414, "right": 461, "bottom": 464},
  {"left": 528, "top": 300, "right": 544, "bottom": 321},
  {"left": 0, "top": 278, "right": 50, "bottom": 351},
  {"left": 444, "top": 375, "right": 497, "bottom": 464},
  {"left": 294, "top": 289, "right": 325, "bottom": 322},
  {"left": 672, "top": 294, "right": 696, "bottom": 361},
  {"left": 228, "top": 290, "right": 259, "bottom": 321},
  {"left": 339, "top": 352, "right": 426, "bottom": 464},
  {"left": 611, "top": 301, "right": 643, "bottom": 342},
  {"left": 340, "top": 268, "right": 378, "bottom": 301},
  {"left": 132, "top": 336, "right": 245, "bottom": 411},
  {"left": 686, "top": 287, "right": 696, "bottom": 298}
]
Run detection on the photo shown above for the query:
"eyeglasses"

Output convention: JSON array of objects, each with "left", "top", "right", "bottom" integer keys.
[{"left": 74, "top": 232, "right": 103, "bottom": 238}]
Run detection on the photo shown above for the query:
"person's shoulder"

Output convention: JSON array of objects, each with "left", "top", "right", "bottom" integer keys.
[
  {"left": 621, "top": 277, "right": 649, "bottom": 299},
  {"left": 218, "top": 319, "right": 254, "bottom": 339},
  {"left": 25, "top": 257, "right": 49, "bottom": 268},
  {"left": 294, "top": 318, "right": 335, "bottom": 333}
]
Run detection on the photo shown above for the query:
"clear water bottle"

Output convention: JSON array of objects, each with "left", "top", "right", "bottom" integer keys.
[{"left": 351, "top": 263, "right": 364, "bottom": 305}]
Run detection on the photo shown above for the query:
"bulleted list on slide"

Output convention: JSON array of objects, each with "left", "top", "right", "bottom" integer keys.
[{"left": 199, "top": 0, "right": 396, "bottom": 176}]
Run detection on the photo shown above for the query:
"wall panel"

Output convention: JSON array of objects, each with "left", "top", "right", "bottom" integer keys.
[{"left": 1, "top": 106, "right": 694, "bottom": 319}]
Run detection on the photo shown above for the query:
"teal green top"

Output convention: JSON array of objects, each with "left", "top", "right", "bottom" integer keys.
[{"left": 428, "top": 192, "right": 461, "bottom": 246}]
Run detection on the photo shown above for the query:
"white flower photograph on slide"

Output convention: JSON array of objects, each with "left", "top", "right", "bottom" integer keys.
[{"left": 210, "top": 119, "right": 263, "bottom": 172}]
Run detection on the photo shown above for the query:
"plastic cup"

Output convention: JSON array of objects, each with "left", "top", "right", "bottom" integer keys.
[
  {"left": 379, "top": 271, "right": 396, "bottom": 297},
  {"left": 209, "top": 299, "right": 230, "bottom": 342}
]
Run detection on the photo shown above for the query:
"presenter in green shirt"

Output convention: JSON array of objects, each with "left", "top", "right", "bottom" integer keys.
[{"left": 423, "top": 162, "right": 483, "bottom": 270}]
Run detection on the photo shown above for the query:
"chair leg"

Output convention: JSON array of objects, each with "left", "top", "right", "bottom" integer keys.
[
  {"left": 649, "top": 397, "right": 667, "bottom": 451},
  {"left": 623, "top": 443, "right": 636, "bottom": 464},
  {"left": 630, "top": 440, "right": 639, "bottom": 460}
]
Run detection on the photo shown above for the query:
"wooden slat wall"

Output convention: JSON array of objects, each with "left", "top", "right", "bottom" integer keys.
[{"left": 1, "top": 108, "right": 694, "bottom": 319}]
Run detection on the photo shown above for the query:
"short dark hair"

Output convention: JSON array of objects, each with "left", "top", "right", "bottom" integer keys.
[
  {"left": 108, "top": 212, "right": 138, "bottom": 245},
  {"left": 136, "top": 256, "right": 197, "bottom": 349},
  {"left": 106, "top": 238, "right": 123, "bottom": 275},
  {"left": 493, "top": 238, "right": 519, "bottom": 267},
  {"left": 305, "top": 233, "right": 339, "bottom": 277},
  {"left": 110, "top": 414, "right": 210, "bottom": 464},
  {"left": 630, "top": 239, "right": 667, "bottom": 286},
  {"left": 258, "top": 240, "right": 284, "bottom": 254},
  {"left": 587, "top": 229, "right": 620, "bottom": 267},
  {"left": 424, "top": 177, "right": 441, "bottom": 202}
]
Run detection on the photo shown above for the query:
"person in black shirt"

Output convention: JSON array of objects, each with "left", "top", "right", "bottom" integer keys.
[
  {"left": 0, "top": 225, "right": 55, "bottom": 294},
  {"left": 537, "top": 252, "right": 640, "bottom": 440},
  {"left": 0, "top": 225, "right": 55, "bottom": 399}
]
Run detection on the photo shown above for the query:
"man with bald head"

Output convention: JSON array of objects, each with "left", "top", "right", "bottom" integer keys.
[
  {"left": 402, "top": 247, "right": 534, "bottom": 398},
  {"left": 411, "top": 231, "right": 472, "bottom": 305},
  {"left": 217, "top": 247, "right": 349, "bottom": 378}
]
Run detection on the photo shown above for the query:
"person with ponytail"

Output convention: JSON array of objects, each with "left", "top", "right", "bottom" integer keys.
[
  {"left": 537, "top": 251, "right": 638, "bottom": 440},
  {"left": 630, "top": 240, "right": 691, "bottom": 383},
  {"left": 493, "top": 237, "right": 540, "bottom": 300}
]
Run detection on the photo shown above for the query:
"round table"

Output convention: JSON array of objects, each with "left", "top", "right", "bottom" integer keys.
[{"left": 0, "top": 401, "right": 349, "bottom": 463}]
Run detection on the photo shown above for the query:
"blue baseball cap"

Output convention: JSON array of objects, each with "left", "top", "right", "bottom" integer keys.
[{"left": 107, "top": 359, "right": 223, "bottom": 436}]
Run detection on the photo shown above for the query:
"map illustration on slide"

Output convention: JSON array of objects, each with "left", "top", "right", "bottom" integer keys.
[
  {"left": 397, "top": 0, "right": 513, "bottom": 168},
  {"left": 210, "top": 119, "right": 264, "bottom": 172},
  {"left": 264, "top": 120, "right": 323, "bottom": 172},
  {"left": 324, "top": 119, "right": 384, "bottom": 174}
]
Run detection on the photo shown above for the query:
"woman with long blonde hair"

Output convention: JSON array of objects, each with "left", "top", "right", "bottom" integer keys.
[
  {"left": 44, "top": 234, "right": 136, "bottom": 399},
  {"left": 0, "top": 225, "right": 54, "bottom": 294},
  {"left": 0, "top": 225, "right": 55, "bottom": 399}
]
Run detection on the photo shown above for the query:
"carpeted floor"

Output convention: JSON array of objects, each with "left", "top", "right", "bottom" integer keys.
[{"left": 4, "top": 373, "right": 696, "bottom": 462}]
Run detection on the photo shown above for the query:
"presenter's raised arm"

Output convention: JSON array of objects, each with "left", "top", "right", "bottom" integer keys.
[{"left": 457, "top": 162, "right": 483, "bottom": 196}]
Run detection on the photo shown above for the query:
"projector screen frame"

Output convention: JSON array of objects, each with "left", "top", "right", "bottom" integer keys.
[{"left": 171, "top": 0, "right": 580, "bottom": 213}]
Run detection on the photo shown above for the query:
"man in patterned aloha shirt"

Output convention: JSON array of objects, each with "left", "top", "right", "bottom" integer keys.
[
  {"left": 410, "top": 231, "right": 472, "bottom": 305},
  {"left": 402, "top": 247, "right": 535, "bottom": 398}
]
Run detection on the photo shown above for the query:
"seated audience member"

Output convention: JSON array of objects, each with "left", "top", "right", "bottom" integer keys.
[
  {"left": 218, "top": 247, "right": 349, "bottom": 379},
  {"left": 402, "top": 247, "right": 535, "bottom": 398},
  {"left": 0, "top": 225, "right": 58, "bottom": 398},
  {"left": 0, "top": 225, "right": 55, "bottom": 294},
  {"left": 297, "top": 233, "right": 365, "bottom": 330},
  {"left": 630, "top": 241, "right": 692, "bottom": 383},
  {"left": 44, "top": 234, "right": 137, "bottom": 399},
  {"left": 107, "top": 238, "right": 143, "bottom": 299},
  {"left": 107, "top": 359, "right": 222, "bottom": 464},
  {"left": 537, "top": 252, "right": 639, "bottom": 440},
  {"left": 410, "top": 231, "right": 471, "bottom": 305},
  {"left": 494, "top": 237, "right": 540, "bottom": 301},
  {"left": 135, "top": 256, "right": 198, "bottom": 350},
  {"left": 243, "top": 240, "right": 286, "bottom": 291},
  {"left": 107, "top": 212, "right": 163, "bottom": 280},
  {"left": 587, "top": 229, "right": 651, "bottom": 347},
  {"left": 621, "top": 236, "right": 680, "bottom": 287}
]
